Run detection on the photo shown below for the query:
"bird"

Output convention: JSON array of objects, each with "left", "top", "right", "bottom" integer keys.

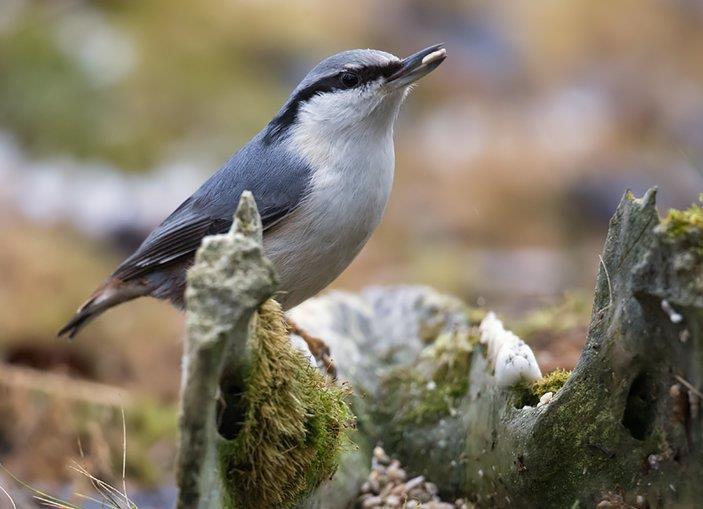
[{"left": 58, "top": 44, "right": 447, "bottom": 339}]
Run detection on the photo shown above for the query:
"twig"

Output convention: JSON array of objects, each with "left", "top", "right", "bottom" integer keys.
[
  {"left": 596, "top": 255, "right": 614, "bottom": 314},
  {"left": 121, "top": 407, "right": 131, "bottom": 509},
  {"left": 68, "top": 462, "right": 128, "bottom": 508},
  {"left": 0, "top": 463, "right": 81, "bottom": 509},
  {"left": 675, "top": 375, "right": 703, "bottom": 400},
  {"left": 0, "top": 484, "right": 17, "bottom": 509}
]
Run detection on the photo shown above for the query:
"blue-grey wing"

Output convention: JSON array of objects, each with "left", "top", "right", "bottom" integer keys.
[{"left": 112, "top": 138, "right": 310, "bottom": 281}]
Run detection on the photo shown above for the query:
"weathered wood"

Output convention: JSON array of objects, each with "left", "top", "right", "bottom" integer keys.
[
  {"left": 175, "top": 192, "right": 352, "bottom": 509},
  {"left": 176, "top": 188, "right": 703, "bottom": 508},
  {"left": 291, "top": 189, "right": 703, "bottom": 508},
  {"left": 176, "top": 191, "right": 276, "bottom": 509}
]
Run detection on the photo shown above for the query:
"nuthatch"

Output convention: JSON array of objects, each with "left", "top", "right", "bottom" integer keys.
[{"left": 59, "top": 44, "right": 447, "bottom": 337}]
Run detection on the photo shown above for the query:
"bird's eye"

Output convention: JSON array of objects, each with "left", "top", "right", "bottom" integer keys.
[{"left": 340, "top": 72, "right": 360, "bottom": 88}]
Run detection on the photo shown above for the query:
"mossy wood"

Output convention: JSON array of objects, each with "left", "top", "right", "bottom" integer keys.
[
  {"left": 175, "top": 192, "right": 351, "bottom": 509},
  {"left": 176, "top": 189, "right": 703, "bottom": 508},
  {"left": 290, "top": 189, "right": 703, "bottom": 508}
]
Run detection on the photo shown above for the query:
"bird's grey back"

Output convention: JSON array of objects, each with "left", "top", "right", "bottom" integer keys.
[
  {"left": 112, "top": 132, "right": 311, "bottom": 282},
  {"left": 191, "top": 132, "right": 311, "bottom": 222}
]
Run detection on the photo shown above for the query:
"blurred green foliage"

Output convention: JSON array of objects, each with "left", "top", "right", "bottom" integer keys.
[
  {"left": 0, "top": 0, "right": 344, "bottom": 170},
  {"left": 0, "top": 14, "right": 109, "bottom": 163}
]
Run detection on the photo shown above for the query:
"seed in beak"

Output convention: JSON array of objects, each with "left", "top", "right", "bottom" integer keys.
[{"left": 422, "top": 48, "right": 447, "bottom": 66}]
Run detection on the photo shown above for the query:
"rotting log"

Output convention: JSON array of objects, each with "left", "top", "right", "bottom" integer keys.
[
  {"left": 175, "top": 192, "right": 351, "bottom": 509},
  {"left": 176, "top": 191, "right": 276, "bottom": 509},
  {"left": 289, "top": 189, "right": 703, "bottom": 508},
  {"left": 176, "top": 188, "right": 703, "bottom": 508}
]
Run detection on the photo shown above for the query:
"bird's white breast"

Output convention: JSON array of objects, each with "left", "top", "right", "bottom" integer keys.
[{"left": 263, "top": 119, "right": 395, "bottom": 309}]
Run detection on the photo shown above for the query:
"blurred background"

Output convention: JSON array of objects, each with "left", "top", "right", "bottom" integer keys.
[{"left": 1, "top": 0, "right": 702, "bottom": 505}]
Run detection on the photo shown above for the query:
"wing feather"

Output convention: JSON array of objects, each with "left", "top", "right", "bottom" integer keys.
[
  {"left": 111, "top": 203, "right": 294, "bottom": 282},
  {"left": 111, "top": 137, "right": 311, "bottom": 283}
]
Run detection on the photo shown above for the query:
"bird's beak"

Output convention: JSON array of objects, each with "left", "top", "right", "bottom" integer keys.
[{"left": 386, "top": 44, "right": 447, "bottom": 89}]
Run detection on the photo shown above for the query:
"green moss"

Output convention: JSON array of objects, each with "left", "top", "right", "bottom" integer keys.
[
  {"left": 376, "top": 327, "right": 479, "bottom": 427},
  {"left": 660, "top": 196, "right": 703, "bottom": 243},
  {"left": 523, "top": 371, "right": 641, "bottom": 506},
  {"left": 218, "top": 300, "right": 353, "bottom": 509},
  {"left": 514, "top": 369, "right": 572, "bottom": 408},
  {"left": 534, "top": 368, "right": 571, "bottom": 397}
]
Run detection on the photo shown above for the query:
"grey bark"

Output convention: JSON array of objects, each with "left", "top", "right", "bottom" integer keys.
[
  {"left": 291, "top": 189, "right": 703, "bottom": 508},
  {"left": 176, "top": 188, "right": 703, "bottom": 508},
  {"left": 175, "top": 191, "right": 276, "bottom": 509}
]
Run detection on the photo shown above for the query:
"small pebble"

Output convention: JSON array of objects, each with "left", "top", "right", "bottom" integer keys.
[
  {"left": 390, "top": 483, "right": 407, "bottom": 496},
  {"left": 362, "top": 495, "right": 383, "bottom": 508},
  {"left": 537, "top": 391, "right": 554, "bottom": 407},
  {"left": 387, "top": 463, "right": 407, "bottom": 482},
  {"left": 379, "top": 482, "right": 394, "bottom": 498},
  {"left": 373, "top": 446, "right": 390, "bottom": 464},
  {"left": 404, "top": 476, "right": 425, "bottom": 491},
  {"left": 367, "top": 476, "right": 380, "bottom": 494},
  {"left": 648, "top": 454, "right": 661, "bottom": 470},
  {"left": 357, "top": 446, "right": 459, "bottom": 508},
  {"left": 385, "top": 495, "right": 401, "bottom": 507}
]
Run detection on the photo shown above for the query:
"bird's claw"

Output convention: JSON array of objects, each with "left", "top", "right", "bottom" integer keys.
[{"left": 285, "top": 318, "right": 337, "bottom": 379}]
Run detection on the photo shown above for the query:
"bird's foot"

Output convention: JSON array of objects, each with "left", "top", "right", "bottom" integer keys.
[{"left": 285, "top": 318, "right": 337, "bottom": 379}]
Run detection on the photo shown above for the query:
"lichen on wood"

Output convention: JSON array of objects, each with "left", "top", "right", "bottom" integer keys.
[
  {"left": 513, "top": 368, "right": 571, "bottom": 408},
  {"left": 374, "top": 326, "right": 478, "bottom": 428},
  {"left": 176, "top": 191, "right": 277, "bottom": 509},
  {"left": 175, "top": 192, "right": 352, "bottom": 509},
  {"left": 289, "top": 188, "right": 703, "bottom": 508},
  {"left": 175, "top": 188, "right": 703, "bottom": 508},
  {"left": 659, "top": 194, "right": 703, "bottom": 242}
]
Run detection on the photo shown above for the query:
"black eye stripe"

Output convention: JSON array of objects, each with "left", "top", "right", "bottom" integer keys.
[
  {"left": 352, "top": 62, "right": 403, "bottom": 84},
  {"left": 296, "top": 60, "right": 403, "bottom": 98},
  {"left": 263, "top": 60, "right": 403, "bottom": 144}
]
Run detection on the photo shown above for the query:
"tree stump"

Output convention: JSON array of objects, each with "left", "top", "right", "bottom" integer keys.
[{"left": 176, "top": 188, "right": 703, "bottom": 508}]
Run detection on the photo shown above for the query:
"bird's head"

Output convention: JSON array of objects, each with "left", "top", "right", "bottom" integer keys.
[{"left": 264, "top": 44, "right": 446, "bottom": 143}]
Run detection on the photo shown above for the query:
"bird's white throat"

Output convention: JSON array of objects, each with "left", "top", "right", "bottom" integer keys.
[{"left": 265, "top": 91, "right": 405, "bottom": 309}]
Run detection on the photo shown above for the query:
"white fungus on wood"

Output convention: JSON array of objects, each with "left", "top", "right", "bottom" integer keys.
[
  {"left": 661, "top": 299, "right": 683, "bottom": 324},
  {"left": 479, "top": 312, "right": 542, "bottom": 387},
  {"left": 537, "top": 391, "right": 554, "bottom": 407}
]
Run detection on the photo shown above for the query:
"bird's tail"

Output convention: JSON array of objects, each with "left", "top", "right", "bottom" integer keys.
[{"left": 57, "top": 278, "right": 150, "bottom": 339}]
